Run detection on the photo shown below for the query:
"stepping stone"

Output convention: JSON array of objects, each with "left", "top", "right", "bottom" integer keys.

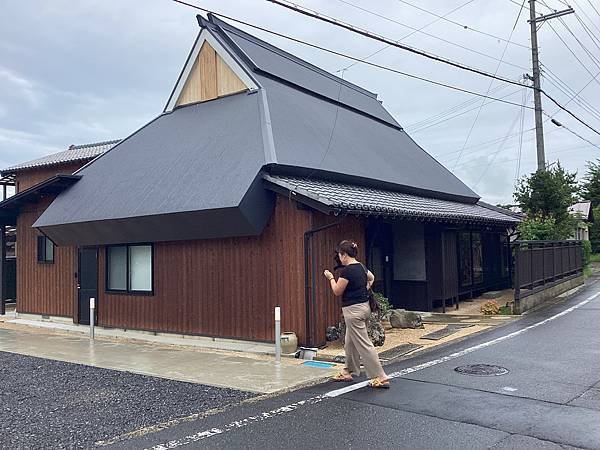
[
  {"left": 379, "top": 343, "right": 422, "bottom": 361},
  {"left": 421, "top": 324, "right": 464, "bottom": 341}
]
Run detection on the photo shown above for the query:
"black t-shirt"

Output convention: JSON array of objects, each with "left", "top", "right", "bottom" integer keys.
[{"left": 340, "top": 263, "right": 368, "bottom": 307}]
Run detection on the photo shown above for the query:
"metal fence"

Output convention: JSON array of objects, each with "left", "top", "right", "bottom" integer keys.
[{"left": 513, "top": 240, "right": 583, "bottom": 300}]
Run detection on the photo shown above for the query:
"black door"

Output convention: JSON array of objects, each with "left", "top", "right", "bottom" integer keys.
[{"left": 78, "top": 247, "right": 98, "bottom": 325}]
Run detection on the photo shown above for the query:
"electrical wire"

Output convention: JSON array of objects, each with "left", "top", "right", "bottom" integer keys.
[
  {"left": 170, "top": 0, "right": 533, "bottom": 109},
  {"left": 541, "top": 68, "right": 600, "bottom": 122},
  {"left": 340, "top": 0, "right": 477, "bottom": 71},
  {"left": 408, "top": 87, "right": 525, "bottom": 133},
  {"left": 541, "top": 64, "right": 600, "bottom": 118},
  {"left": 452, "top": 0, "right": 525, "bottom": 170},
  {"left": 472, "top": 87, "right": 529, "bottom": 188},
  {"left": 393, "top": 0, "right": 530, "bottom": 48},
  {"left": 266, "top": 0, "right": 600, "bottom": 136},
  {"left": 334, "top": 0, "right": 529, "bottom": 71}
]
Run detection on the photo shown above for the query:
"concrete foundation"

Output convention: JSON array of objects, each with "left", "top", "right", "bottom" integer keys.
[
  {"left": 514, "top": 275, "right": 584, "bottom": 314},
  {"left": 12, "top": 312, "right": 274, "bottom": 354}
]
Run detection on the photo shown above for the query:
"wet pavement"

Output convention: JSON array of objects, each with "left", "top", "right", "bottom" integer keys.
[
  {"left": 119, "top": 277, "right": 600, "bottom": 449},
  {"left": 0, "top": 327, "right": 337, "bottom": 394}
]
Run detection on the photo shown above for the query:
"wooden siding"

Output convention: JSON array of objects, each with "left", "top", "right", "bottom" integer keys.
[
  {"left": 16, "top": 198, "right": 76, "bottom": 317},
  {"left": 176, "top": 42, "right": 247, "bottom": 107},
  {"left": 309, "top": 212, "right": 366, "bottom": 346},
  {"left": 16, "top": 161, "right": 85, "bottom": 192},
  {"left": 97, "top": 195, "right": 312, "bottom": 343}
]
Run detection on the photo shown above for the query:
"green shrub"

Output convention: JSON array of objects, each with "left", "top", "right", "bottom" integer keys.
[
  {"left": 481, "top": 300, "right": 500, "bottom": 315},
  {"left": 374, "top": 292, "right": 392, "bottom": 319}
]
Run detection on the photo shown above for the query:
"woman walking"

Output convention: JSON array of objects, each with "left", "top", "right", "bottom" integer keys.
[{"left": 324, "top": 240, "right": 390, "bottom": 388}]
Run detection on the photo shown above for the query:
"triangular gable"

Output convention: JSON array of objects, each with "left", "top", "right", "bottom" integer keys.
[{"left": 165, "top": 28, "right": 258, "bottom": 112}]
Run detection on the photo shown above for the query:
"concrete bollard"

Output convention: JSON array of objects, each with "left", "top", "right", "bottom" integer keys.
[
  {"left": 275, "top": 306, "right": 281, "bottom": 364},
  {"left": 89, "top": 297, "right": 95, "bottom": 340}
]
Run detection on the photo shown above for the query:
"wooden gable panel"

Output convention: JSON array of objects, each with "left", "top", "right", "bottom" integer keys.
[
  {"left": 176, "top": 41, "right": 247, "bottom": 107},
  {"left": 216, "top": 54, "right": 246, "bottom": 97}
]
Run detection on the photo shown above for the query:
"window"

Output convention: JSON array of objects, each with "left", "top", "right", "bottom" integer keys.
[
  {"left": 107, "top": 244, "right": 153, "bottom": 293},
  {"left": 37, "top": 236, "right": 54, "bottom": 263}
]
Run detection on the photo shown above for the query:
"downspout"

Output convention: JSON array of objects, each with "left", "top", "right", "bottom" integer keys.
[{"left": 303, "top": 218, "right": 343, "bottom": 348}]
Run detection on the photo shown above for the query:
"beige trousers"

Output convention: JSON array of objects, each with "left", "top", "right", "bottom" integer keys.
[{"left": 342, "top": 302, "right": 386, "bottom": 379}]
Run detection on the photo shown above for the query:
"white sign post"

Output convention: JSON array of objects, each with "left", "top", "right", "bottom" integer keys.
[
  {"left": 275, "top": 306, "right": 281, "bottom": 364},
  {"left": 89, "top": 297, "right": 95, "bottom": 340}
]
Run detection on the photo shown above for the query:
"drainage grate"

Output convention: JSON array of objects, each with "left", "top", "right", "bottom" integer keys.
[{"left": 454, "top": 364, "right": 509, "bottom": 376}]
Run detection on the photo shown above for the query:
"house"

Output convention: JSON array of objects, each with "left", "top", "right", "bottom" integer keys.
[
  {"left": 568, "top": 201, "right": 593, "bottom": 241},
  {"left": 0, "top": 14, "right": 519, "bottom": 347},
  {"left": 0, "top": 140, "right": 120, "bottom": 314}
]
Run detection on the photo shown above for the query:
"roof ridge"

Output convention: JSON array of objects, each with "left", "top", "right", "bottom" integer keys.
[
  {"left": 206, "top": 14, "right": 379, "bottom": 100},
  {"left": 70, "top": 139, "right": 121, "bottom": 150}
]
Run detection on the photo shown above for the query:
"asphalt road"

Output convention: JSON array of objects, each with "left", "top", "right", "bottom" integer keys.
[
  {"left": 0, "top": 353, "right": 255, "bottom": 449},
  {"left": 118, "top": 278, "right": 600, "bottom": 450}
]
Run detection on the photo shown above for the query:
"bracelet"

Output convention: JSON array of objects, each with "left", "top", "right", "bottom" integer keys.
[{"left": 329, "top": 277, "right": 335, "bottom": 282}]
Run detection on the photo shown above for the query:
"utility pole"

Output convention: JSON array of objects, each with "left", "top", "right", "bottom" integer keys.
[{"left": 527, "top": 0, "right": 574, "bottom": 171}]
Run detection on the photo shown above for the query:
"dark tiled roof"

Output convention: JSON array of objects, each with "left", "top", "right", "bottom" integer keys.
[
  {"left": 264, "top": 175, "right": 520, "bottom": 225},
  {"left": 2, "top": 139, "right": 120, "bottom": 174}
]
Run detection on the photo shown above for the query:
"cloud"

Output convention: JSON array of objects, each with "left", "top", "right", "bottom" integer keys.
[
  {"left": 0, "top": 67, "right": 43, "bottom": 107},
  {"left": 0, "top": 0, "right": 598, "bottom": 205}
]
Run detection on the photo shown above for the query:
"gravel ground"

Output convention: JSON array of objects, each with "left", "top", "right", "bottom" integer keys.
[{"left": 0, "top": 351, "right": 256, "bottom": 449}]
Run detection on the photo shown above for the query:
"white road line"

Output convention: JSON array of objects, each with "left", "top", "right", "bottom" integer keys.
[
  {"left": 326, "top": 294, "right": 597, "bottom": 397},
  {"left": 146, "top": 291, "right": 598, "bottom": 449}
]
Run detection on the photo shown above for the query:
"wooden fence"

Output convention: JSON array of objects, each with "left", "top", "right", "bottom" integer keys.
[{"left": 513, "top": 240, "right": 583, "bottom": 301}]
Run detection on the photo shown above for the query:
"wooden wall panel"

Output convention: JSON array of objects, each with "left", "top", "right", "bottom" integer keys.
[
  {"left": 309, "top": 213, "right": 366, "bottom": 346},
  {"left": 97, "top": 195, "right": 312, "bottom": 343},
  {"left": 15, "top": 162, "right": 86, "bottom": 192},
  {"left": 177, "top": 42, "right": 247, "bottom": 107},
  {"left": 16, "top": 198, "right": 76, "bottom": 317},
  {"left": 216, "top": 54, "right": 246, "bottom": 97}
]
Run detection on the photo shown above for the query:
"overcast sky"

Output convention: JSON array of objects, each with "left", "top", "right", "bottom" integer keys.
[{"left": 1, "top": 0, "right": 599, "bottom": 204}]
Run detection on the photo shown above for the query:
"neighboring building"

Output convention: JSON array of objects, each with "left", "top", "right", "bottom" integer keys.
[
  {"left": 0, "top": 140, "right": 119, "bottom": 312},
  {"left": 568, "top": 200, "right": 594, "bottom": 241},
  {"left": 0, "top": 15, "right": 518, "bottom": 347}
]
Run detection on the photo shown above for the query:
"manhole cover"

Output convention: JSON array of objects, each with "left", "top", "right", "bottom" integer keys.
[{"left": 454, "top": 364, "right": 509, "bottom": 376}]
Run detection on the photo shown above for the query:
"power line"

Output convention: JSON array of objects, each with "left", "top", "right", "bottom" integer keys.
[
  {"left": 266, "top": 0, "right": 600, "bottom": 136},
  {"left": 340, "top": 0, "right": 477, "bottom": 71},
  {"left": 169, "top": 0, "right": 534, "bottom": 109},
  {"left": 541, "top": 63, "right": 600, "bottom": 118},
  {"left": 393, "top": 0, "right": 530, "bottom": 49},
  {"left": 267, "top": 0, "right": 528, "bottom": 89},
  {"left": 453, "top": 1, "right": 525, "bottom": 170},
  {"left": 473, "top": 87, "right": 530, "bottom": 188},
  {"left": 556, "top": 15, "right": 600, "bottom": 69},
  {"left": 334, "top": 0, "right": 530, "bottom": 71},
  {"left": 541, "top": 66, "right": 600, "bottom": 122},
  {"left": 544, "top": 17, "right": 600, "bottom": 86},
  {"left": 405, "top": 84, "right": 518, "bottom": 131}
]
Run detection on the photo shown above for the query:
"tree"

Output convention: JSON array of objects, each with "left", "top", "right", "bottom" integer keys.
[
  {"left": 581, "top": 160, "right": 600, "bottom": 206},
  {"left": 514, "top": 162, "right": 578, "bottom": 240},
  {"left": 581, "top": 161, "right": 600, "bottom": 252}
]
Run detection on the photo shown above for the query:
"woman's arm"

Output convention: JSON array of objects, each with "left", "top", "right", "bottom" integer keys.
[
  {"left": 324, "top": 270, "right": 349, "bottom": 296},
  {"left": 366, "top": 270, "right": 375, "bottom": 289}
]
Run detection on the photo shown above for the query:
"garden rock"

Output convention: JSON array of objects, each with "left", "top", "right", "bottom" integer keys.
[
  {"left": 339, "top": 314, "right": 386, "bottom": 347},
  {"left": 326, "top": 325, "right": 341, "bottom": 342},
  {"left": 389, "top": 309, "right": 424, "bottom": 329}
]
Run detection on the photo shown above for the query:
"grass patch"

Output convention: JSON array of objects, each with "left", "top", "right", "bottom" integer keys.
[
  {"left": 584, "top": 266, "right": 593, "bottom": 279},
  {"left": 590, "top": 253, "right": 600, "bottom": 263},
  {"left": 498, "top": 305, "right": 513, "bottom": 315}
]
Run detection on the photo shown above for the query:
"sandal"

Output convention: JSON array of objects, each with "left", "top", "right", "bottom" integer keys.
[
  {"left": 332, "top": 372, "right": 353, "bottom": 382},
  {"left": 368, "top": 378, "right": 390, "bottom": 389}
]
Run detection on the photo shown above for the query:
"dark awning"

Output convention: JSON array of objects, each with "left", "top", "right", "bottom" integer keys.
[
  {"left": 264, "top": 175, "right": 520, "bottom": 226},
  {"left": 0, "top": 175, "right": 81, "bottom": 226}
]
